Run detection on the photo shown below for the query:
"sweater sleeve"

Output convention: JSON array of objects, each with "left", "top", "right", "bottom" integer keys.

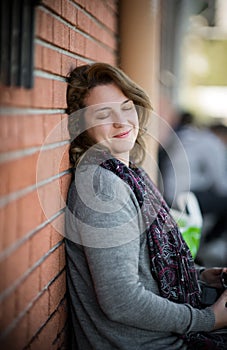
[{"left": 74, "top": 165, "right": 215, "bottom": 334}]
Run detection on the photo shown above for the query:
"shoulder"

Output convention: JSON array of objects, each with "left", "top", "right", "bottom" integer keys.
[
  {"left": 68, "top": 163, "right": 141, "bottom": 220},
  {"left": 66, "top": 164, "right": 142, "bottom": 248},
  {"left": 74, "top": 162, "right": 133, "bottom": 201}
]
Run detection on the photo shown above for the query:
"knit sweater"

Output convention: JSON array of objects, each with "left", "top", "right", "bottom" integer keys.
[{"left": 65, "top": 164, "right": 215, "bottom": 350}]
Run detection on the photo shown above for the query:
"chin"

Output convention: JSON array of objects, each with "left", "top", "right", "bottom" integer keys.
[{"left": 110, "top": 143, "right": 134, "bottom": 155}]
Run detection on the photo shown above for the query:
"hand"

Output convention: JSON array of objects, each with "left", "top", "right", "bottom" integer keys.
[
  {"left": 200, "top": 267, "right": 227, "bottom": 289},
  {"left": 211, "top": 289, "right": 227, "bottom": 330}
]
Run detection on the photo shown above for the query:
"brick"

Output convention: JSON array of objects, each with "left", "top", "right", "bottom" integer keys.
[
  {"left": 49, "top": 270, "right": 66, "bottom": 314},
  {"left": 0, "top": 113, "right": 68, "bottom": 153},
  {"left": 0, "top": 290, "right": 16, "bottom": 333},
  {"left": 42, "top": 0, "right": 62, "bottom": 16},
  {"left": 31, "top": 77, "right": 53, "bottom": 108},
  {"left": 1, "top": 189, "right": 44, "bottom": 250},
  {"left": 61, "top": 114, "right": 70, "bottom": 140},
  {"left": 0, "top": 162, "right": 9, "bottom": 196},
  {"left": 58, "top": 243, "right": 66, "bottom": 272},
  {"left": 0, "top": 115, "right": 42, "bottom": 152},
  {"left": 16, "top": 267, "right": 40, "bottom": 316},
  {"left": 53, "top": 17, "right": 69, "bottom": 50},
  {"left": 0, "top": 84, "right": 33, "bottom": 108},
  {"left": 102, "top": 29, "right": 117, "bottom": 50},
  {"left": 30, "top": 225, "right": 51, "bottom": 266},
  {"left": 77, "top": 8, "right": 91, "bottom": 33},
  {"left": 104, "top": 8, "right": 117, "bottom": 33},
  {"left": 22, "top": 115, "right": 45, "bottom": 149},
  {"left": 0, "top": 84, "right": 11, "bottom": 106},
  {"left": 17, "top": 190, "right": 43, "bottom": 238},
  {"left": 38, "top": 180, "right": 64, "bottom": 224},
  {"left": 0, "top": 115, "right": 19, "bottom": 152},
  {"left": 74, "top": 0, "right": 86, "bottom": 8},
  {"left": 50, "top": 213, "right": 65, "bottom": 245},
  {"left": 60, "top": 172, "right": 72, "bottom": 203},
  {"left": 59, "top": 145, "right": 70, "bottom": 172},
  {"left": 0, "top": 206, "right": 4, "bottom": 252},
  {"left": 77, "top": 9, "right": 117, "bottom": 50},
  {"left": 107, "top": 0, "right": 118, "bottom": 12},
  {"left": 41, "top": 311, "right": 61, "bottom": 349},
  {"left": 76, "top": 58, "right": 88, "bottom": 66},
  {"left": 0, "top": 115, "right": 8, "bottom": 151},
  {"left": 85, "top": 0, "right": 113, "bottom": 30},
  {"left": 36, "top": 8, "right": 53, "bottom": 43},
  {"left": 34, "top": 44, "right": 43, "bottom": 70},
  {"left": 69, "top": 30, "right": 85, "bottom": 56},
  {"left": 1, "top": 200, "right": 18, "bottom": 250},
  {"left": 1, "top": 113, "right": 65, "bottom": 152},
  {"left": 69, "top": 28, "right": 77, "bottom": 53},
  {"left": 1, "top": 313, "right": 29, "bottom": 350},
  {"left": 61, "top": 0, "right": 78, "bottom": 26},
  {"left": 0, "top": 153, "right": 38, "bottom": 196},
  {"left": 53, "top": 329, "right": 68, "bottom": 350},
  {"left": 0, "top": 240, "right": 30, "bottom": 293},
  {"left": 61, "top": 54, "right": 77, "bottom": 77},
  {"left": 31, "top": 311, "right": 60, "bottom": 350},
  {"left": 43, "top": 114, "right": 65, "bottom": 142},
  {"left": 28, "top": 290, "right": 49, "bottom": 340},
  {"left": 26, "top": 335, "right": 40, "bottom": 350},
  {"left": 42, "top": 46, "right": 62, "bottom": 75},
  {"left": 84, "top": 37, "right": 97, "bottom": 60},
  {"left": 36, "top": 145, "right": 69, "bottom": 184},
  {"left": 52, "top": 80, "right": 67, "bottom": 109},
  {"left": 0, "top": 77, "right": 55, "bottom": 109},
  {"left": 57, "top": 297, "right": 67, "bottom": 332},
  {"left": 40, "top": 248, "right": 60, "bottom": 289},
  {"left": 51, "top": 228, "right": 64, "bottom": 247}
]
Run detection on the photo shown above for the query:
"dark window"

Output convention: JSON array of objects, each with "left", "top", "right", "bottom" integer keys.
[{"left": 0, "top": 0, "right": 37, "bottom": 89}]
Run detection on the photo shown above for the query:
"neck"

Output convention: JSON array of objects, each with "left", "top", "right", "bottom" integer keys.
[{"left": 113, "top": 153, "right": 129, "bottom": 167}]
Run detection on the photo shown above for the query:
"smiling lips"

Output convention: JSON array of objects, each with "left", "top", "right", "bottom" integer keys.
[{"left": 113, "top": 129, "right": 132, "bottom": 138}]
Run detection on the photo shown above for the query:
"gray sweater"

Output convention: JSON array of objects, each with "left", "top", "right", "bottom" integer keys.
[{"left": 65, "top": 164, "right": 215, "bottom": 350}]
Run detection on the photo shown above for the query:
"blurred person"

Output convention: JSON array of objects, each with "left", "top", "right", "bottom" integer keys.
[
  {"left": 203, "top": 123, "right": 227, "bottom": 245},
  {"left": 210, "top": 123, "right": 227, "bottom": 148},
  {"left": 158, "top": 112, "right": 227, "bottom": 266},
  {"left": 65, "top": 63, "right": 227, "bottom": 350},
  {"left": 158, "top": 111, "right": 227, "bottom": 222}
]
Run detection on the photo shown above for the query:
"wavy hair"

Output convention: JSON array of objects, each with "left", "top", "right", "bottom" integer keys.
[{"left": 66, "top": 62, "right": 153, "bottom": 167}]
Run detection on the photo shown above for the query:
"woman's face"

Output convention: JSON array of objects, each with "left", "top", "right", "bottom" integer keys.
[{"left": 84, "top": 83, "right": 139, "bottom": 165}]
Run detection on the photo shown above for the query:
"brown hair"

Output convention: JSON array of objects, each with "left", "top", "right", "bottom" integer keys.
[{"left": 66, "top": 62, "right": 153, "bottom": 166}]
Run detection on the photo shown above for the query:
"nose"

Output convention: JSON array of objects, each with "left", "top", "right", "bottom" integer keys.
[{"left": 112, "top": 111, "right": 125, "bottom": 128}]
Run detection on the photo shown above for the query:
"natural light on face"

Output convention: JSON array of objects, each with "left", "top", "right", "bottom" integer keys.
[{"left": 84, "top": 84, "right": 139, "bottom": 165}]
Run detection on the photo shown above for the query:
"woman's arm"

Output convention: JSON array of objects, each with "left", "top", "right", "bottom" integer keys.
[{"left": 84, "top": 237, "right": 214, "bottom": 334}]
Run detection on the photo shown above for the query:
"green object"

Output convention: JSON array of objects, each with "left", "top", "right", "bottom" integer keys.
[
  {"left": 181, "top": 226, "right": 201, "bottom": 259},
  {"left": 170, "top": 192, "right": 203, "bottom": 259}
]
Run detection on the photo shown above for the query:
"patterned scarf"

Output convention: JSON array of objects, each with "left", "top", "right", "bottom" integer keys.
[
  {"left": 83, "top": 148, "right": 227, "bottom": 349},
  {"left": 100, "top": 155, "right": 201, "bottom": 307}
]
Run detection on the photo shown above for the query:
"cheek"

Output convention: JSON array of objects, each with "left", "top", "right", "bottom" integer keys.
[{"left": 86, "top": 124, "right": 110, "bottom": 142}]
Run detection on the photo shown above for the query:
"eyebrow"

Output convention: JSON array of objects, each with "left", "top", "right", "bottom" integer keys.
[{"left": 94, "top": 99, "right": 130, "bottom": 112}]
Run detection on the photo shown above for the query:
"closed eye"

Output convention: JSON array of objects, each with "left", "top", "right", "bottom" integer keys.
[
  {"left": 95, "top": 110, "right": 112, "bottom": 119},
  {"left": 121, "top": 100, "right": 134, "bottom": 110}
]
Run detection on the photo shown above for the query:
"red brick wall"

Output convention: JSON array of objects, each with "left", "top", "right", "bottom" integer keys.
[{"left": 0, "top": 1, "right": 119, "bottom": 349}]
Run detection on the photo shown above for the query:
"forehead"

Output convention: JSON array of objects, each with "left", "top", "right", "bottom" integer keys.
[{"left": 84, "top": 84, "right": 127, "bottom": 107}]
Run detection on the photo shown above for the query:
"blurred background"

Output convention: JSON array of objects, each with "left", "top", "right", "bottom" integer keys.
[
  {"left": 157, "top": 0, "right": 227, "bottom": 268},
  {"left": 159, "top": 0, "right": 227, "bottom": 124}
]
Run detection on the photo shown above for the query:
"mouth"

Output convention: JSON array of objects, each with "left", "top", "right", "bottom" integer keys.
[{"left": 113, "top": 129, "right": 132, "bottom": 138}]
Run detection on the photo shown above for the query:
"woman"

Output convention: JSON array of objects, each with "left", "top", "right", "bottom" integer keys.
[{"left": 65, "top": 62, "right": 227, "bottom": 349}]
